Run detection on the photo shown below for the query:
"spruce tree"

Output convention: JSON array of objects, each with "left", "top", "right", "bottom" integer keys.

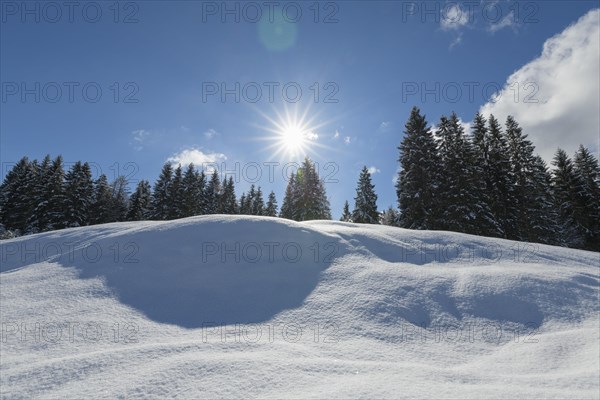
[
  {"left": 470, "top": 113, "right": 501, "bottom": 237},
  {"left": 221, "top": 176, "right": 238, "bottom": 214},
  {"left": 110, "top": 175, "right": 129, "bottom": 222},
  {"left": 63, "top": 161, "right": 94, "bottom": 227},
  {"left": 380, "top": 206, "right": 400, "bottom": 226},
  {"left": 252, "top": 186, "right": 265, "bottom": 215},
  {"left": 90, "top": 174, "right": 114, "bottom": 225},
  {"left": 340, "top": 200, "right": 352, "bottom": 222},
  {"left": 47, "top": 156, "right": 67, "bottom": 229},
  {"left": 168, "top": 165, "right": 184, "bottom": 219},
  {"left": 0, "top": 157, "right": 36, "bottom": 233},
  {"left": 247, "top": 185, "right": 257, "bottom": 214},
  {"left": 18, "top": 157, "right": 48, "bottom": 233},
  {"left": 279, "top": 174, "right": 296, "bottom": 220},
  {"left": 572, "top": 145, "right": 600, "bottom": 251},
  {"left": 196, "top": 170, "right": 207, "bottom": 215},
  {"left": 127, "top": 180, "right": 152, "bottom": 221},
  {"left": 529, "top": 156, "right": 560, "bottom": 245},
  {"left": 396, "top": 107, "right": 440, "bottom": 230},
  {"left": 292, "top": 158, "right": 331, "bottom": 221},
  {"left": 471, "top": 112, "right": 489, "bottom": 162},
  {"left": 28, "top": 155, "right": 65, "bottom": 232},
  {"left": 265, "top": 191, "right": 278, "bottom": 217},
  {"left": 435, "top": 113, "right": 484, "bottom": 234},
  {"left": 505, "top": 116, "right": 538, "bottom": 241},
  {"left": 552, "top": 149, "right": 584, "bottom": 248},
  {"left": 205, "top": 170, "right": 221, "bottom": 214},
  {"left": 180, "top": 164, "right": 200, "bottom": 217},
  {"left": 352, "top": 166, "right": 379, "bottom": 224},
  {"left": 150, "top": 163, "right": 173, "bottom": 220},
  {"left": 239, "top": 193, "right": 249, "bottom": 215},
  {"left": 486, "top": 115, "right": 516, "bottom": 238}
]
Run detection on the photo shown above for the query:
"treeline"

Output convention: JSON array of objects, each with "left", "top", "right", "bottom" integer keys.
[
  {"left": 2, "top": 107, "right": 598, "bottom": 252},
  {"left": 340, "top": 107, "right": 599, "bottom": 252},
  {"left": 0, "top": 155, "right": 333, "bottom": 238}
]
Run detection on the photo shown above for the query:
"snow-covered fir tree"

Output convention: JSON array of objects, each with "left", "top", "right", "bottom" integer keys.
[
  {"left": 528, "top": 155, "right": 560, "bottom": 245},
  {"left": 289, "top": 158, "right": 331, "bottom": 221},
  {"left": 26, "top": 155, "right": 53, "bottom": 232},
  {"left": 221, "top": 176, "right": 238, "bottom": 214},
  {"left": 179, "top": 164, "right": 202, "bottom": 217},
  {"left": 551, "top": 149, "right": 584, "bottom": 248},
  {"left": 505, "top": 115, "right": 538, "bottom": 241},
  {"left": 572, "top": 145, "right": 600, "bottom": 251},
  {"left": 167, "top": 165, "right": 184, "bottom": 219},
  {"left": 265, "top": 191, "right": 278, "bottom": 217},
  {"left": 279, "top": 174, "right": 295, "bottom": 220},
  {"left": 396, "top": 107, "right": 440, "bottom": 230},
  {"left": 340, "top": 200, "right": 352, "bottom": 222},
  {"left": 470, "top": 113, "right": 502, "bottom": 237},
  {"left": 110, "top": 176, "right": 129, "bottom": 222},
  {"left": 239, "top": 192, "right": 249, "bottom": 215},
  {"left": 486, "top": 115, "right": 517, "bottom": 238},
  {"left": 380, "top": 206, "right": 400, "bottom": 226},
  {"left": 243, "top": 185, "right": 257, "bottom": 215},
  {"left": 205, "top": 170, "right": 221, "bottom": 214},
  {"left": 0, "top": 156, "right": 35, "bottom": 233},
  {"left": 63, "top": 161, "right": 94, "bottom": 227},
  {"left": 28, "top": 155, "right": 65, "bottom": 232},
  {"left": 196, "top": 169, "right": 208, "bottom": 215},
  {"left": 127, "top": 180, "right": 152, "bottom": 221},
  {"left": 352, "top": 166, "right": 379, "bottom": 224},
  {"left": 434, "top": 113, "right": 484, "bottom": 234},
  {"left": 150, "top": 163, "right": 173, "bottom": 220},
  {"left": 279, "top": 158, "right": 330, "bottom": 221},
  {"left": 252, "top": 186, "right": 265, "bottom": 215},
  {"left": 90, "top": 174, "right": 114, "bottom": 224}
]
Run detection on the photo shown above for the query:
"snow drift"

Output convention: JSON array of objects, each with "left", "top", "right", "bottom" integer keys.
[{"left": 1, "top": 215, "right": 598, "bottom": 398}]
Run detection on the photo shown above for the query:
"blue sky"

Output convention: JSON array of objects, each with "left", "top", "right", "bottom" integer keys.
[{"left": 2, "top": 1, "right": 599, "bottom": 218}]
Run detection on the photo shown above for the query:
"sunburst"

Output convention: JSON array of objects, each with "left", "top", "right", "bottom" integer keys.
[{"left": 253, "top": 103, "right": 334, "bottom": 160}]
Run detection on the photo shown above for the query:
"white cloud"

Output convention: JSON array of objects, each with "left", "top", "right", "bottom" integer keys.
[
  {"left": 132, "top": 129, "right": 149, "bottom": 142},
  {"left": 131, "top": 129, "right": 151, "bottom": 151},
  {"left": 306, "top": 131, "right": 319, "bottom": 141},
  {"left": 488, "top": 11, "right": 518, "bottom": 33},
  {"left": 439, "top": 4, "right": 469, "bottom": 49},
  {"left": 459, "top": 119, "right": 472, "bottom": 135},
  {"left": 367, "top": 166, "right": 381, "bottom": 175},
  {"left": 440, "top": 3, "right": 522, "bottom": 49},
  {"left": 343, "top": 136, "right": 351, "bottom": 145},
  {"left": 379, "top": 121, "right": 391, "bottom": 132},
  {"left": 480, "top": 9, "right": 600, "bottom": 163},
  {"left": 333, "top": 130, "right": 340, "bottom": 139},
  {"left": 167, "top": 148, "right": 227, "bottom": 168},
  {"left": 449, "top": 32, "right": 463, "bottom": 50},
  {"left": 441, "top": 3, "right": 469, "bottom": 31},
  {"left": 203, "top": 128, "right": 219, "bottom": 139},
  {"left": 462, "top": 121, "right": 472, "bottom": 135}
]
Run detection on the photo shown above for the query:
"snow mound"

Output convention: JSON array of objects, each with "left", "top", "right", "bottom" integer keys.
[{"left": 1, "top": 215, "right": 599, "bottom": 398}]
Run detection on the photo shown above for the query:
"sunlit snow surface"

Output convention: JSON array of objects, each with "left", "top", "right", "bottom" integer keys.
[{"left": 1, "top": 215, "right": 598, "bottom": 398}]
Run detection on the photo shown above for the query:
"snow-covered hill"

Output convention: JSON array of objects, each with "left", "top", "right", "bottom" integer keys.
[{"left": 1, "top": 216, "right": 598, "bottom": 399}]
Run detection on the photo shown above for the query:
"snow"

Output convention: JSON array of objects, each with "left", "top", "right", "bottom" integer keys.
[{"left": 1, "top": 215, "right": 598, "bottom": 398}]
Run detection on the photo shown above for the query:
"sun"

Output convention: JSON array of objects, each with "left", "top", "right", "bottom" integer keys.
[
  {"left": 280, "top": 123, "right": 309, "bottom": 153},
  {"left": 253, "top": 103, "right": 331, "bottom": 160}
]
